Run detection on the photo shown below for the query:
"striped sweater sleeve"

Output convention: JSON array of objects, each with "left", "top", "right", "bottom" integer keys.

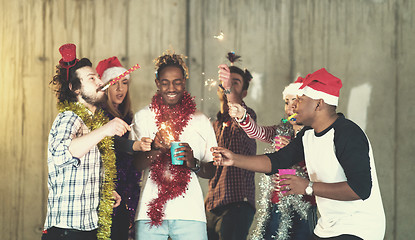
[{"left": 238, "top": 113, "right": 278, "bottom": 144}]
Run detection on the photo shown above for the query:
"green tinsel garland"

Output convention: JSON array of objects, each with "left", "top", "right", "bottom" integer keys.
[{"left": 58, "top": 101, "right": 116, "bottom": 240}]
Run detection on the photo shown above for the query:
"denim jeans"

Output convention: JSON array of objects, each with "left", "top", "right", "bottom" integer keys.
[
  {"left": 135, "top": 219, "right": 207, "bottom": 240},
  {"left": 264, "top": 204, "right": 317, "bottom": 240}
]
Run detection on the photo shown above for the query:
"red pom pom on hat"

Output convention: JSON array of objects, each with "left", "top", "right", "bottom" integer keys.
[
  {"left": 299, "top": 68, "right": 343, "bottom": 106},
  {"left": 96, "top": 56, "right": 123, "bottom": 77}
]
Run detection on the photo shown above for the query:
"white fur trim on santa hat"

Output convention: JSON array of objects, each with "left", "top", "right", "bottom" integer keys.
[
  {"left": 282, "top": 83, "right": 302, "bottom": 99},
  {"left": 101, "top": 67, "right": 130, "bottom": 83},
  {"left": 302, "top": 85, "right": 339, "bottom": 106}
]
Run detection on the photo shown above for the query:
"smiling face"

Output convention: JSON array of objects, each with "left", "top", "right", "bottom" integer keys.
[
  {"left": 155, "top": 66, "right": 186, "bottom": 106},
  {"left": 75, "top": 66, "right": 105, "bottom": 106},
  {"left": 108, "top": 77, "right": 129, "bottom": 108}
]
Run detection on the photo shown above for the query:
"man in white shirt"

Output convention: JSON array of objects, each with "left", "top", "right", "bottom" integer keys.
[
  {"left": 131, "top": 51, "right": 217, "bottom": 240},
  {"left": 212, "top": 68, "right": 385, "bottom": 240}
]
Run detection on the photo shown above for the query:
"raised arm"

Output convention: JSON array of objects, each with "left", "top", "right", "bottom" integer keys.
[{"left": 228, "top": 102, "right": 277, "bottom": 144}]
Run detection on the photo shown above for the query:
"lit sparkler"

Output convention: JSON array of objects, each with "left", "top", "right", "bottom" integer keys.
[{"left": 214, "top": 31, "right": 224, "bottom": 40}]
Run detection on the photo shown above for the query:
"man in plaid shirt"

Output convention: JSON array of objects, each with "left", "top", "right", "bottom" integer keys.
[
  {"left": 42, "top": 44, "right": 129, "bottom": 240},
  {"left": 205, "top": 62, "right": 257, "bottom": 240}
]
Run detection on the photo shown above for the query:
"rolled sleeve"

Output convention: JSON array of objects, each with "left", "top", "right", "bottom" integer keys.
[{"left": 48, "top": 112, "right": 83, "bottom": 167}]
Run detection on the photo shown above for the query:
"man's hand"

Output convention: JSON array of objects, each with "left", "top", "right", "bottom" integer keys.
[
  {"left": 152, "top": 131, "right": 170, "bottom": 150},
  {"left": 133, "top": 137, "right": 153, "bottom": 152},
  {"left": 218, "top": 64, "right": 231, "bottom": 90},
  {"left": 173, "top": 142, "right": 197, "bottom": 168},
  {"left": 211, "top": 147, "right": 236, "bottom": 166},
  {"left": 228, "top": 102, "right": 246, "bottom": 120},
  {"left": 279, "top": 174, "right": 309, "bottom": 196},
  {"left": 102, "top": 118, "right": 130, "bottom": 137},
  {"left": 112, "top": 191, "right": 122, "bottom": 208}
]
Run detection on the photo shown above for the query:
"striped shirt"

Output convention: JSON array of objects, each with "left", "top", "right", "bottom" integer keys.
[
  {"left": 44, "top": 110, "right": 101, "bottom": 231},
  {"left": 238, "top": 113, "right": 278, "bottom": 144},
  {"left": 206, "top": 102, "right": 257, "bottom": 210}
]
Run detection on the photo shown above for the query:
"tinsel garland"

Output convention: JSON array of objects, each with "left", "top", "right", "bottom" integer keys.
[
  {"left": 57, "top": 101, "right": 116, "bottom": 240},
  {"left": 147, "top": 91, "right": 196, "bottom": 226},
  {"left": 250, "top": 174, "right": 274, "bottom": 240},
  {"left": 250, "top": 168, "right": 311, "bottom": 240},
  {"left": 272, "top": 164, "right": 310, "bottom": 240},
  {"left": 250, "top": 122, "right": 310, "bottom": 240}
]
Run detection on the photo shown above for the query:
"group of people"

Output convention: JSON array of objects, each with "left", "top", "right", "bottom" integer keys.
[{"left": 42, "top": 43, "right": 385, "bottom": 240}]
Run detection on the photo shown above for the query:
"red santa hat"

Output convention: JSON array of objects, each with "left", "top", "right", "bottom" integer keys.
[
  {"left": 297, "top": 68, "right": 342, "bottom": 106},
  {"left": 282, "top": 82, "right": 302, "bottom": 99},
  {"left": 96, "top": 56, "right": 129, "bottom": 83}
]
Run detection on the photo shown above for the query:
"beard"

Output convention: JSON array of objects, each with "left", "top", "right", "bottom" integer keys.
[{"left": 80, "top": 89, "right": 105, "bottom": 107}]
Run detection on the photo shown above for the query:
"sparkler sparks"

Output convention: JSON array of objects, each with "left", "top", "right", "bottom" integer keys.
[{"left": 214, "top": 31, "right": 224, "bottom": 40}]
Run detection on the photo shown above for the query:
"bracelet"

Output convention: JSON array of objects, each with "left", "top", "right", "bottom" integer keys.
[
  {"left": 234, "top": 108, "right": 247, "bottom": 123},
  {"left": 190, "top": 158, "right": 201, "bottom": 173}
]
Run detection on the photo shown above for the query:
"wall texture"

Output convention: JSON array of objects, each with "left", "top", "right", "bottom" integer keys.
[{"left": 1, "top": 0, "right": 414, "bottom": 239}]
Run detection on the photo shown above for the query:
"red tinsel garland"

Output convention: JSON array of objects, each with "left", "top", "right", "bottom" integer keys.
[{"left": 147, "top": 91, "right": 196, "bottom": 226}]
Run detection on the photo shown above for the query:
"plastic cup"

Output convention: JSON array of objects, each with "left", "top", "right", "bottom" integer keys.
[
  {"left": 278, "top": 169, "right": 296, "bottom": 193},
  {"left": 170, "top": 142, "right": 184, "bottom": 165}
]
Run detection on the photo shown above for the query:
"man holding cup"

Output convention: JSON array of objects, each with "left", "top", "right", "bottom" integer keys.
[
  {"left": 212, "top": 68, "right": 385, "bottom": 239},
  {"left": 131, "top": 51, "right": 217, "bottom": 240}
]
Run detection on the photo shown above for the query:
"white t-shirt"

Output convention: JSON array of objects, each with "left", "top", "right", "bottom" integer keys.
[
  {"left": 131, "top": 105, "right": 217, "bottom": 222},
  {"left": 303, "top": 128, "right": 385, "bottom": 239},
  {"left": 267, "top": 114, "right": 385, "bottom": 239}
]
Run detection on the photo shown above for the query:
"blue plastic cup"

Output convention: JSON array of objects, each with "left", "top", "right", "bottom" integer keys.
[{"left": 170, "top": 142, "right": 184, "bottom": 165}]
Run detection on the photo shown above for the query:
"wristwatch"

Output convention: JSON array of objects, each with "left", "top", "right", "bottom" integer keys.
[
  {"left": 190, "top": 158, "right": 201, "bottom": 173},
  {"left": 305, "top": 181, "right": 314, "bottom": 196}
]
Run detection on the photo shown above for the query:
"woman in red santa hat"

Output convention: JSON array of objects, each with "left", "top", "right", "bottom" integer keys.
[{"left": 96, "top": 57, "right": 152, "bottom": 240}]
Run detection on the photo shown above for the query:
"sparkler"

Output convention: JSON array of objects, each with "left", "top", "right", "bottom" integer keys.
[{"left": 214, "top": 31, "right": 224, "bottom": 40}]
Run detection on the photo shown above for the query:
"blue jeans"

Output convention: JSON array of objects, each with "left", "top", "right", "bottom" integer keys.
[
  {"left": 135, "top": 220, "right": 207, "bottom": 240},
  {"left": 264, "top": 204, "right": 317, "bottom": 240}
]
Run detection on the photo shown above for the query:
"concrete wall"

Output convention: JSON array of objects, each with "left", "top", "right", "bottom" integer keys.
[{"left": 1, "top": 0, "right": 414, "bottom": 239}]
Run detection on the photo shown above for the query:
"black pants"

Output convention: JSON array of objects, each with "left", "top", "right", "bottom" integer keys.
[
  {"left": 313, "top": 234, "right": 363, "bottom": 240},
  {"left": 111, "top": 201, "right": 131, "bottom": 240},
  {"left": 41, "top": 227, "right": 97, "bottom": 240},
  {"left": 206, "top": 201, "right": 255, "bottom": 240}
]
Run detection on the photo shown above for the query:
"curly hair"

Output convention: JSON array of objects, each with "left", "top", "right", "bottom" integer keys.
[
  {"left": 50, "top": 58, "right": 92, "bottom": 103},
  {"left": 154, "top": 50, "right": 189, "bottom": 79}
]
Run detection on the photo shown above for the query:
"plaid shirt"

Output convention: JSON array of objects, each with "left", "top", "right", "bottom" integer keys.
[
  {"left": 44, "top": 110, "right": 101, "bottom": 231},
  {"left": 206, "top": 102, "right": 257, "bottom": 211}
]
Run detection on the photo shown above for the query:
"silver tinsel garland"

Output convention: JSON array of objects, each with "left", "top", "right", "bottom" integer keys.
[
  {"left": 250, "top": 174, "right": 274, "bottom": 240},
  {"left": 250, "top": 168, "right": 311, "bottom": 240},
  {"left": 250, "top": 122, "right": 311, "bottom": 240}
]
